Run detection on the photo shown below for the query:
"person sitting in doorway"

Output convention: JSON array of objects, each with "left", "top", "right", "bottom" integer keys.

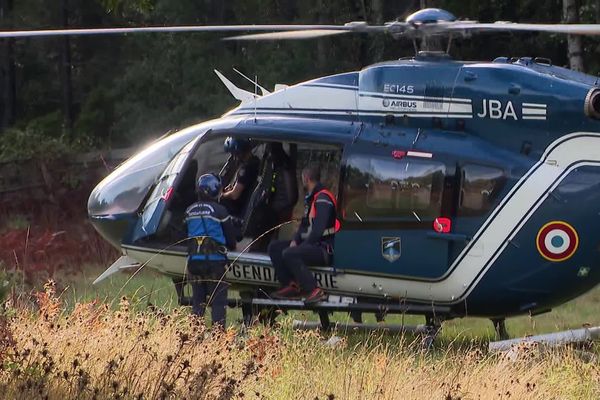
[
  {"left": 185, "top": 173, "right": 236, "bottom": 328},
  {"left": 268, "top": 165, "right": 340, "bottom": 304}
]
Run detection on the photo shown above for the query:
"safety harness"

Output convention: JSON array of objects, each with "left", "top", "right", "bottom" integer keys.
[
  {"left": 189, "top": 215, "right": 227, "bottom": 261},
  {"left": 308, "top": 189, "right": 341, "bottom": 238}
]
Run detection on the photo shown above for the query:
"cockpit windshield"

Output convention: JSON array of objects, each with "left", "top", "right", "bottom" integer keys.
[{"left": 87, "top": 124, "right": 210, "bottom": 216}]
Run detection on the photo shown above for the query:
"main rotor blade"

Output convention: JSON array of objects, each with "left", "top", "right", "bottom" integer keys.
[
  {"left": 443, "top": 22, "right": 600, "bottom": 35},
  {"left": 10, "top": 20, "right": 597, "bottom": 41},
  {"left": 0, "top": 24, "right": 378, "bottom": 39},
  {"left": 225, "top": 30, "right": 349, "bottom": 40}
]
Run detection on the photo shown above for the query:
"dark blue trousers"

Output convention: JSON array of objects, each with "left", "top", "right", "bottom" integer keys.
[
  {"left": 187, "top": 260, "right": 229, "bottom": 327},
  {"left": 268, "top": 240, "right": 329, "bottom": 292}
]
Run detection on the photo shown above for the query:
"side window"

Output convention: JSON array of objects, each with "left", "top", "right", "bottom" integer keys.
[
  {"left": 459, "top": 164, "right": 505, "bottom": 216},
  {"left": 343, "top": 154, "right": 445, "bottom": 222},
  {"left": 296, "top": 144, "right": 341, "bottom": 195}
]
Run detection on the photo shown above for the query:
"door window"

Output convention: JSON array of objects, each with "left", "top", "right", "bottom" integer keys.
[
  {"left": 141, "top": 139, "right": 198, "bottom": 219},
  {"left": 459, "top": 164, "right": 505, "bottom": 216},
  {"left": 343, "top": 155, "right": 445, "bottom": 222},
  {"left": 133, "top": 137, "right": 202, "bottom": 240}
]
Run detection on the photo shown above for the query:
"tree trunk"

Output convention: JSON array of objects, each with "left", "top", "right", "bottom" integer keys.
[
  {"left": 59, "top": 0, "right": 74, "bottom": 136},
  {"left": 0, "top": 0, "right": 16, "bottom": 131},
  {"left": 370, "top": 0, "right": 385, "bottom": 62},
  {"left": 316, "top": 0, "right": 328, "bottom": 74},
  {"left": 563, "top": 0, "right": 584, "bottom": 71}
]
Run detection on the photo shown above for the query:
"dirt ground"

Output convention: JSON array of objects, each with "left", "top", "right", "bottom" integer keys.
[{"left": 0, "top": 180, "right": 118, "bottom": 286}]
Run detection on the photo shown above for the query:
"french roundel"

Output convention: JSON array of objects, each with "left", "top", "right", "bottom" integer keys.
[{"left": 536, "top": 221, "right": 579, "bottom": 262}]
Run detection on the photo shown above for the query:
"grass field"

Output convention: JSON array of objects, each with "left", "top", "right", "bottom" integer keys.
[
  {"left": 58, "top": 266, "right": 600, "bottom": 341},
  {"left": 1, "top": 268, "right": 599, "bottom": 399}
]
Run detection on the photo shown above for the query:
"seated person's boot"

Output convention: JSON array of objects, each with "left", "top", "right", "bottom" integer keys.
[
  {"left": 303, "top": 287, "right": 327, "bottom": 304},
  {"left": 272, "top": 282, "right": 301, "bottom": 299}
]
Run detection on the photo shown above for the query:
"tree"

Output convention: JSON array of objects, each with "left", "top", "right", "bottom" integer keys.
[
  {"left": 0, "top": 0, "right": 16, "bottom": 132},
  {"left": 0, "top": 0, "right": 595, "bottom": 148},
  {"left": 59, "top": 0, "right": 74, "bottom": 136},
  {"left": 563, "top": 0, "right": 584, "bottom": 71}
]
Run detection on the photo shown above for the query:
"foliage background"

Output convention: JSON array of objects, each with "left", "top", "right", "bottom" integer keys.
[{"left": 1, "top": 0, "right": 599, "bottom": 154}]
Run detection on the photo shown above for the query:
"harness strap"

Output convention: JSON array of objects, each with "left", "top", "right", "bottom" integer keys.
[
  {"left": 191, "top": 216, "right": 226, "bottom": 257},
  {"left": 308, "top": 189, "right": 341, "bottom": 237}
]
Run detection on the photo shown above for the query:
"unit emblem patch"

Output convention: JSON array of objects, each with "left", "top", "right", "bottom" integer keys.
[
  {"left": 536, "top": 221, "right": 579, "bottom": 262},
  {"left": 382, "top": 237, "right": 401, "bottom": 262}
]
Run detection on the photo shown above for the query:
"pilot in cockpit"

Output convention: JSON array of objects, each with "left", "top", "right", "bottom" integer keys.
[{"left": 220, "top": 137, "right": 260, "bottom": 218}]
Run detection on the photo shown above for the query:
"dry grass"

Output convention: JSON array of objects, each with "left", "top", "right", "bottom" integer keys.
[
  {"left": 1, "top": 282, "right": 599, "bottom": 400},
  {"left": 262, "top": 332, "right": 600, "bottom": 399},
  {"left": 0, "top": 281, "right": 276, "bottom": 400}
]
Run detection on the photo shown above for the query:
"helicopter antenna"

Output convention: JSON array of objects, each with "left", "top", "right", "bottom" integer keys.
[
  {"left": 412, "top": 128, "right": 422, "bottom": 147},
  {"left": 446, "top": 33, "right": 453, "bottom": 54},
  {"left": 233, "top": 67, "right": 270, "bottom": 95},
  {"left": 254, "top": 74, "right": 258, "bottom": 122},
  {"left": 412, "top": 38, "right": 419, "bottom": 55}
]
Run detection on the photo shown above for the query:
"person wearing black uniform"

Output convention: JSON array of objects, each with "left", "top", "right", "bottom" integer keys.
[
  {"left": 185, "top": 173, "right": 236, "bottom": 327},
  {"left": 245, "top": 143, "right": 298, "bottom": 249},
  {"left": 268, "top": 143, "right": 298, "bottom": 223},
  {"left": 220, "top": 137, "right": 260, "bottom": 218},
  {"left": 268, "top": 166, "right": 340, "bottom": 304}
]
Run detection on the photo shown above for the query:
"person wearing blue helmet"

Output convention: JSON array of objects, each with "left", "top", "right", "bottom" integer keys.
[
  {"left": 184, "top": 173, "right": 236, "bottom": 327},
  {"left": 220, "top": 137, "right": 260, "bottom": 217}
]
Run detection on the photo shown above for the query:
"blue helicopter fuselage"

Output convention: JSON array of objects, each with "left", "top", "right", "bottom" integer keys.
[{"left": 88, "top": 54, "right": 600, "bottom": 318}]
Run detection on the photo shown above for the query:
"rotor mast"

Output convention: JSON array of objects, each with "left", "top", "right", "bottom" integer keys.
[{"left": 407, "top": 7, "right": 457, "bottom": 55}]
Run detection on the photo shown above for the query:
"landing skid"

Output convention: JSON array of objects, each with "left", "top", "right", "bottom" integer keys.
[
  {"left": 171, "top": 280, "right": 449, "bottom": 347},
  {"left": 237, "top": 297, "right": 451, "bottom": 315},
  {"left": 292, "top": 320, "right": 429, "bottom": 334},
  {"left": 491, "top": 318, "right": 510, "bottom": 340},
  {"left": 237, "top": 297, "right": 447, "bottom": 349},
  {"left": 489, "top": 325, "right": 600, "bottom": 352}
]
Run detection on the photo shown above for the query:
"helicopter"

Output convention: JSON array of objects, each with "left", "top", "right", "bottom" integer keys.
[{"left": 5, "top": 8, "right": 600, "bottom": 341}]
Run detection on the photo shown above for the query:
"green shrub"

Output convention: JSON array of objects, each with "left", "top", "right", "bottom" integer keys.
[
  {"left": 0, "top": 267, "right": 12, "bottom": 307},
  {"left": 0, "top": 123, "right": 93, "bottom": 163},
  {"left": 0, "top": 129, "right": 69, "bottom": 163}
]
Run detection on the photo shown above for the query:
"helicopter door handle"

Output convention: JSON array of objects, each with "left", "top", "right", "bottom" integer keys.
[
  {"left": 464, "top": 71, "right": 477, "bottom": 82},
  {"left": 509, "top": 84, "right": 521, "bottom": 95},
  {"left": 426, "top": 232, "right": 470, "bottom": 243}
]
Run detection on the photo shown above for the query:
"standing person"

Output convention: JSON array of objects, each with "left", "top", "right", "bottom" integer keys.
[
  {"left": 268, "top": 143, "right": 298, "bottom": 223},
  {"left": 268, "top": 166, "right": 340, "bottom": 304},
  {"left": 220, "top": 137, "right": 260, "bottom": 218},
  {"left": 246, "top": 143, "right": 298, "bottom": 250},
  {"left": 185, "top": 173, "right": 236, "bottom": 327}
]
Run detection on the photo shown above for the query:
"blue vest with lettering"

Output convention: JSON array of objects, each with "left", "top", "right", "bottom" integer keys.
[{"left": 185, "top": 202, "right": 227, "bottom": 261}]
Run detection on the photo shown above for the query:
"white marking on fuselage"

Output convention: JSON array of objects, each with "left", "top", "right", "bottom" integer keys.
[
  {"left": 522, "top": 102, "right": 547, "bottom": 109},
  {"left": 360, "top": 90, "right": 472, "bottom": 104},
  {"left": 436, "top": 132, "right": 600, "bottom": 302},
  {"left": 228, "top": 84, "right": 474, "bottom": 119}
]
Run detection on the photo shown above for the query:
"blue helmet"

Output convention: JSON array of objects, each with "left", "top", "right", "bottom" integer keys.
[
  {"left": 223, "top": 137, "right": 251, "bottom": 154},
  {"left": 197, "top": 174, "right": 222, "bottom": 200}
]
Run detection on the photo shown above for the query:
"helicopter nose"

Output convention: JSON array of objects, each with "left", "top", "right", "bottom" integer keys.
[
  {"left": 87, "top": 148, "right": 173, "bottom": 249},
  {"left": 88, "top": 176, "right": 145, "bottom": 249},
  {"left": 88, "top": 212, "right": 134, "bottom": 250},
  {"left": 86, "top": 121, "right": 213, "bottom": 249}
]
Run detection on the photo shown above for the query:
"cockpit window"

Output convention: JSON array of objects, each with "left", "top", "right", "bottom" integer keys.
[{"left": 87, "top": 125, "right": 209, "bottom": 216}]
